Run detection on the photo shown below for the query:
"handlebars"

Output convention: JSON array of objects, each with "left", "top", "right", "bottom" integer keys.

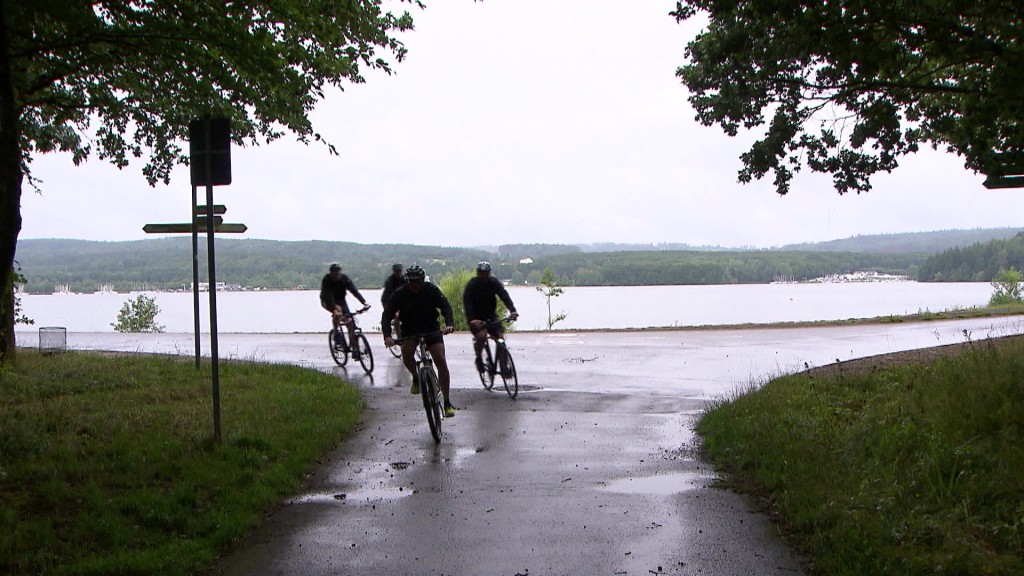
[{"left": 335, "top": 304, "right": 371, "bottom": 319}]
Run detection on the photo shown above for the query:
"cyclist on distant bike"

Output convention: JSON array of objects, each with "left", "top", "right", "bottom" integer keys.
[
  {"left": 320, "top": 263, "right": 369, "bottom": 358},
  {"left": 381, "top": 263, "right": 406, "bottom": 305},
  {"left": 463, "top": 261, "right": 518, "bottom": 373},
  {"left": 381, "top": 263, "right": 406, "bottom": 336},
  {"left": 381, "top": 265, "right": 458, "bottom": 417}
]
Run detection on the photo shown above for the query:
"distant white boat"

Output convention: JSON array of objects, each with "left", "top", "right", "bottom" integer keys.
[
  {"left": 53, "top": 284, "right": 72, "bottom": 294},
  {"left": 809, "top": 271, "right": 909, "bottom": 283}
]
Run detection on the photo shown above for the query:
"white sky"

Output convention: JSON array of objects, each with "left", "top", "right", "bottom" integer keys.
[{"left": 19, "top": 1, "right": 1024, "bottom": 249}]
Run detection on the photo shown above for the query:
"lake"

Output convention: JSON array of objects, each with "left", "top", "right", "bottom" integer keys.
[{"left": 14, "top": 282, "right": 996, "bottom": 334}]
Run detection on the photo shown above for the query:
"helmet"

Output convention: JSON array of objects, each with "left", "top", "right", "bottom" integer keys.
[
  {"left": 405, "top": 265, "right": 426, "bottom": 281},
  {"left": 329, "top": 263, "right": 341, "bottom": 273},
  {"left": 392, "top": 263, "right": 403, "bottom": 272},
  {"left": 476, "top": 261, "right": 492, "bottom": 273}
]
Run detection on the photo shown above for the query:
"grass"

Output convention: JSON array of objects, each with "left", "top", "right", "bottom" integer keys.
[
  {"left": 0, "top": 350, "right": 363, "bottom": 576},
  {"left": 698, "top": 336, "right": 1024, "bottom": 575}
]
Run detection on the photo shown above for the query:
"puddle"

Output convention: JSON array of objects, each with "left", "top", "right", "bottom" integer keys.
[
  {"left": 290, "top": 485, "right": 414, "bottom": 505},
  {"left": 600, "top": 472, "right": 713, "bottom": 495},
  {"left": 448, "top": 447, "right": 483, "bottom": 466}
]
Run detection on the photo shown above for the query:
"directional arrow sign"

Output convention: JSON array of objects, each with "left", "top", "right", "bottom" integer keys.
[
  {"left": 195, "top": 204, "right": 227, "bottom": 215},
  {"left": 196, "top": 215, "right": 224, "bottom": 226},
  {"left": 144, "top": 223, "right": 247, "bottom": 234}
]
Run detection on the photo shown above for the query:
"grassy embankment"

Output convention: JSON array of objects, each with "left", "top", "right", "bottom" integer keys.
[
  {"left": 699, "top": 333, "right": 1024, "bottom": 575},
  {"left": 0, "top": 351, "right": 362, "bottom": 576}
]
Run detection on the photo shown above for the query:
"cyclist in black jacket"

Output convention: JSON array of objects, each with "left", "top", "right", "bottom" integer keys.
[
  {"left": 381, "top": 263, "right": 406, "bottom": 305},
  {"left": 320, "top": 263, "right": 369, "bottom": 357},
  {"left": 462, "top": 261, "right": 518, "bottom": 372},
  {"left": 382, "top": 265, "right": 458, "bottom": 417},
  {"left": 381, "top": 262, "right": 407, "bottom": 340}
]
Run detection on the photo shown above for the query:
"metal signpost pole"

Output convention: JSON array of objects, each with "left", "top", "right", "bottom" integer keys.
[
  {"left": 146, "top": 117, "right": 240, "bottom": 442},
  {"left": 202, "top": 118, "right": 222, "bottom": 442},
  {"left": 191, "top": 185, "right": 201, "bottom": 369}
]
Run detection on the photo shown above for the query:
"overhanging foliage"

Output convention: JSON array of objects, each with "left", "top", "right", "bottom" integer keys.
[{"left": 674, "top": 1, "right": 1024, "bottom": 194}]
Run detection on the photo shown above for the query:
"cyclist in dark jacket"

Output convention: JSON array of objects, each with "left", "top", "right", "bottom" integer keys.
[
  {"left": 381, "top": 263, "right": 406, "bottom": 305},
  {"left": 381, "top": 262, "right": 407, "bottom": 339},
  {"left": 462, "top": 261, "right": 518, "bottom": 372},
  {"left": 382, "top": 265, "right": 458, "bottom": 417},
  {"left": 320, "top": 263, "right": 369, "bottom": 355}
]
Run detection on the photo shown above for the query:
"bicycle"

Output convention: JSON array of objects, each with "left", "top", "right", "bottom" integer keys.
[
  {"left": 386, "top": 316, "right": 402, "bottom": 358},
  {"left": 396, "top": 331, "right": 444, "bottom": 443},
  {"left": 475, "top": 316, "right": 518, "bottom": 398},
  {"left": 329, "top": 305, "right": 374, "bottom": 374}
]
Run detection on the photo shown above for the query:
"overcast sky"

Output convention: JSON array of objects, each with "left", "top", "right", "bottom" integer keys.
[{"left": 19, "top": 1, "right": 1024, "bottom": 250}]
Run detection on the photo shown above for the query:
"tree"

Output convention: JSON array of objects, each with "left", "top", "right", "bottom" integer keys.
[
  {"left": 536, "top": 268, "right": 567, "bottom": 330},
  {"left": 989, "top": 267, "right": 1023, "bottom": 306},
  {"left": 673, "top": 2, "right": 1024, "bottom": 195},
  {"left": 438, "top": 269, "right": 474, "bottom": 331},
  {"left": 11, "top": 263, "right": 31, "bottom": 327},
  {"left": 0, "top": 1, "right": 420, "bottom": 363},
  {"left": 112, "top": 294, "right": 164, "bottom": 333},
  {"left": 437, "top": 269, "right": 511, "bottom": 332}
]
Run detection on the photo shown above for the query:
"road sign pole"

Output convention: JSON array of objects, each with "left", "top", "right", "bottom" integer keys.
[
  {"left": 203, "top": 118, "right": 222, "bottom": 443},
  {"left": 191, "top": 185, "right": 201, "bottom": 369}
]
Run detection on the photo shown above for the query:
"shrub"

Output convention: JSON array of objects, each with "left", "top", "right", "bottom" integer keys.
[
  {"left": 990, "top": 267, "right": 1023, "bottom": 306},
  {"left": 112, "top": 294, "right": 164, "bottom": 333}
]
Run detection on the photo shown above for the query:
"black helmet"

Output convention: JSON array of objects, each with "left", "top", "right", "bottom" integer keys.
[
  {"left": 329, "top": 263, "right": 341, "bottom": 273},
  {"left": 405, "top": 265, "right": 426, "bottom": 281},
  {"left": 392, "top": 263, "right": 403, "bottom": 272},
  {"left": 476, "top": 261, "right": 492, "bottom": 273}
]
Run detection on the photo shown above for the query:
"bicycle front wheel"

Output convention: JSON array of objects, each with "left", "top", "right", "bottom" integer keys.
[
  {"left": 419, "top": 366, "right": 442, "bottom": 443},
  {"left": 478, "top": 338, "right": 495, "bottom": 391},
  {"left": 328, "top": 329, "right": 348, "bottom": 366},
  {"left": 498, "top": 345, "right": 518, "bottom": 399},
  {"left": 356, "top": 334, "right": 374, "bottom": 374},
  {"left": 388, "top": 321, "right": 402, "bottom": 358},
  {"left": 387, "top": 341, "right": 402, "bottom": 358}
]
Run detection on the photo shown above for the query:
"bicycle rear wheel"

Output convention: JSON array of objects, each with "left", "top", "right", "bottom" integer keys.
[
  {"left": 478, "top": 339, "right": 495, "bottom": 391},
  {"left": 419, "top": 366, "right": 442, "bottom": 443},
  {"left": 356, "top": 333, "right": 374, "bottom": 374},
  {"left": 328, "top": 329, "right": 348, "bottom": 366},
  {"left": 498, "top": 345, "right": 518, "bottom": 399}
]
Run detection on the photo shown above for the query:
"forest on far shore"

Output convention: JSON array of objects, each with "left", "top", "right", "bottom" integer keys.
[{"left": 13, "top": 228, "right": 1024, "bottom": 294}]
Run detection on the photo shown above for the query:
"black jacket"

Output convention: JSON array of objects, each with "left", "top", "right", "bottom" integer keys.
[
  {"left": 320, "top": 273, "right": 365, "bottom": 311},
  {"left": 462, "top": 276, "right": 516, "bottom": 321},
  {"left": 381, "top": 282, "right": 454, "bottom": 338},
  {"left": 381, "top": 274, "right": 406, "bottom": 305}
]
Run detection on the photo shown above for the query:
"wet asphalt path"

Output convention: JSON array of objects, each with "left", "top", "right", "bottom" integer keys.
[{"left": 34, "top": 316, "right": 1024, "bottom": 575}]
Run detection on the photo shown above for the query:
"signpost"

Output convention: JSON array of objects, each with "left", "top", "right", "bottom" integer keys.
[
  {"left": 982, "top": 154, "right": 1024, "bottom": 190},
  {"left": 142, "top": 221, "right": 246, "bottom": 234},
  {"left": 142, "top": 116, "right": 241, "bottom": 442}
]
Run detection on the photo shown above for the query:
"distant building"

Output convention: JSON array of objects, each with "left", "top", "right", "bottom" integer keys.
[{"left": 519, "top": 257, "right": 534, "bottom": 264}]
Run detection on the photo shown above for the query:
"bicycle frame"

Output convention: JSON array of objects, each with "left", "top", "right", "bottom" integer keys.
[{"left": 336, "top": 305, "right": 371, "bottom": 333}]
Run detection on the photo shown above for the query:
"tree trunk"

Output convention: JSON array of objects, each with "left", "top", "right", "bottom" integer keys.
[{"left": 0, "top": 0, "right": 23, "bottom": 364}]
